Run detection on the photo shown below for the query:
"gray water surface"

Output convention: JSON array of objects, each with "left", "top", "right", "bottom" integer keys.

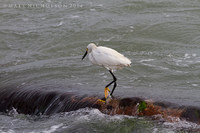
[{"left": 1, "top": 0, "right": 200, "bottom": 132}]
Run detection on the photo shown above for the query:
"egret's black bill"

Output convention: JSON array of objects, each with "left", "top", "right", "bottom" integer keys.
[{"left": 82, "top": 50, "right": 88, "bottom": 60}]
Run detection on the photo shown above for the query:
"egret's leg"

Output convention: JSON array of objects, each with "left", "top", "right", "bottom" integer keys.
[
  {"left": 110, "top": 81, "right": 117, "bottom": 96},
  {"left": 109, "top": 70, "right": 117, "bottom": 96},
  {"left": 105, "top": 70, "right": 117, "bottom": 96}
]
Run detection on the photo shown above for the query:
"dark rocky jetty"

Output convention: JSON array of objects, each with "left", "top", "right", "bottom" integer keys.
[{"left": 0, "top": 87, "right": 199, "bottom": 125}]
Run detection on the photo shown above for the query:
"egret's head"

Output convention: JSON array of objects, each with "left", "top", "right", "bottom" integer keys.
[
  {"left": 82, "top": 43, "right": 97, "bottom": 60},
  {"left": 87, "top": 43, "right": 97, "bottom": 53}
]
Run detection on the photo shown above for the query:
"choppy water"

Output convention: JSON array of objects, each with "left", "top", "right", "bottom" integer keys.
[
  {"left": 0, "top": 0, "right": 200, "bottom": 132},
  {"left": 0, "top": 108, "right": 197, "bottom": 133}
]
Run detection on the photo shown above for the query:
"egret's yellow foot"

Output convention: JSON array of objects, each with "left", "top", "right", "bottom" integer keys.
[
  {"left": 104, "top": 87, "right": 110, "bottom": 99},
  {"left": 98, "top": 99, "right": 106, "bottom": 103}
]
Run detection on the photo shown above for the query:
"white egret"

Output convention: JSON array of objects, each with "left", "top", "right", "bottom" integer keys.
[{"left": 82, "top": 43, "right": 131, "bottom": 100}]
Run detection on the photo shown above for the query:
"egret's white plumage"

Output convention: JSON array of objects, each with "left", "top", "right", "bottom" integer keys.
[
  {"left": 82, "top": 43, "right": 131, "bottom": 100},
  {"left": 86, "top": 43, "right": 131, "bottom": 70}
]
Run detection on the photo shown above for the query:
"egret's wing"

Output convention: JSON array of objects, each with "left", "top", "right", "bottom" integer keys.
[{"left": 92, "top": 47, "right": 131, "bottom": 69}]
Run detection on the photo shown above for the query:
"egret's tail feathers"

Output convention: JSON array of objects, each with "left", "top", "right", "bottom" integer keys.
[
  {"left": 125, "top": 58, "right": 132, "bottom": 66},
  {"left": 119, "top": 56, "right": 131, "bottom": 67},
  {"left": 127, "top": 62, "right": 131, "bottom": 67}
]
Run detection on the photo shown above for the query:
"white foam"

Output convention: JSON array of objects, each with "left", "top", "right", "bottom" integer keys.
[
  {"left": 102, "top": 36, "right": 115, "bottom": 41},
  {"left": 70, "top": 15, "right": 80, "bottom": 19},
  {"left": 42, "top": 123, "right": 63, "bottom": 133},
  {"left": 139, "top": 59, "right": 155, "bottom": 62},
  {"left": 192, "top": 54, "right": 197, "bottom": 57},
  {"left": 141, "top": 62, "right": 169, "bottom": 70},
  {"left": 162, "top": 13, "right": 170, "bottom": 18},
  {"left": 56, "top": 21, "right": 63, "bottom": 27},
  {"left": 163, "top": 117, "right": 200, "bottom": 131},
  {"left": 77, "top": 82, "right": 83, "bottom": 85},
  {"left": 21, "top": 82, "right": 26, "bottom": 85},
  {"left": 96, "top": 4, "right": 103, "bottom": 7},
  {"left": 171, "top": 53, "right": 200, "bottom": 67},
  {"left": 192, "top": 84, "right": 198, "bottom": 87},
  {"left": 66, "top": 108, "right": 129, "bottom": 123},
  {"left": 8, "top": 107, "right": 18, "bottom": 117},
  {"left": 0, "top": 130, "right": 15, "bottom": 133},
  {"left": 90, "top": 8, "right": 96, "bottom": 11}
]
